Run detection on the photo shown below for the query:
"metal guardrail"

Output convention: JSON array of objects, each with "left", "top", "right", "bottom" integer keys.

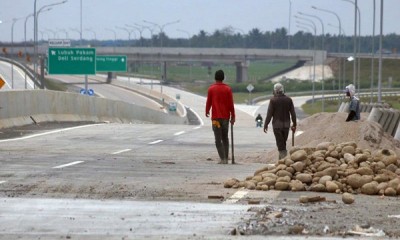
[{"left": 0, "top": 56, "right": 42, "bottom": 88}]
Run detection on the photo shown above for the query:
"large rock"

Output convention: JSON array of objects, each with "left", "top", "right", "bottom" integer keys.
[
  {"left": 290, "top": 180, "right": 305, "bottom": 191},
  {"left": 291, "top": 149, "right": 308, "bottom": 162},
  {"left": 373, "top": 149, "right": 397, "bottom": 166},
  {"left": 342, "top": 192, "right": 355, "bottom": 204},
  {"left": 296, "top": 173, "right": 313, "bottom": 184},
  {"left": 224, "top": 178, "right": 239, "bottom": 188},
  {"left": 275, "top": 182, "right": 290, "bottom": 190},
  {"left": 326, "top": 181, "right": 339, "bottom": 193},
  {"left": 361, "top": 181, "right": 379, "bottom": 195},
  {"left": 346, "top": 174, "right": 373, "bottom": 189}
]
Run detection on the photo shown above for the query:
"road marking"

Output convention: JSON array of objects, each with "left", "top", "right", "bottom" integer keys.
[
  {"left": 0, "top": 181, "right": 6, "bottom": 184},
  {"left": 0, "top": 124, "right": 104, "bottom": 143},
  {"left": 193, "top": 126, "right": 201, "bottom": 130},
  {"left": 174, "top": 131, "right": 185, "bottom": 136},
  {"left": 148, "top": 140, "right": 163, "bottom": 145},
  {"left": 53, "top": 161, "right": 84, "bottom": 169},
  {"left": 112, "top": 149, "right": 132, "bottom": 155},
  {"left": 223, "top": 189, "right": 248, "bottom": 204}
]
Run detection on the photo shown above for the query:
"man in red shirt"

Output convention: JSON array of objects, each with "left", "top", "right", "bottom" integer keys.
[{"left": 205, "top": 70, "right": 235, "bottom": 164}]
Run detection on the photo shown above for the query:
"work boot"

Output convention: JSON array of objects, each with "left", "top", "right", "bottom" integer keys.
[
  {"left": 278, "top": 150, "right": 288, "bottom": 160},
  {"left": 218, "top": 159, "right": 228, "bottom": 164}
]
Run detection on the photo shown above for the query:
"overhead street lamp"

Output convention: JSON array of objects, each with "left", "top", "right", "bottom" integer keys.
[
  {"left": 105, "top": 28, "right": 117, "bottom": 53},
  {"left": 142, "top": 19, "right": 180, "bottom": 89},
  {"left": 342, "top": 0, "right": 360, "bottom": 92},
  {"left": 312, "top": 6, "right": 342, "bottom": 94},
  {"left": 295, "top": 17, "right": 317, "bottom": 107},
  {"left": 85, "top": 28, "right": 97, "bottom": 40},
  {"left": 116, "top": 26, "right": 136, "bottom": 42},
  {"left": 33, "top": 0, "right": 68, "bottom": 88},
  {"left": 126, "top": 24, "right": 143, "bottom": 46},
  {"left": 288, "top": 0, "right": 292, "bottom": 49},
  {"left": 11, "top": 17, "right": 23, "bottom": 89},
  {"left": 298, "top": 11, "right": 326, "bottom": 112}
]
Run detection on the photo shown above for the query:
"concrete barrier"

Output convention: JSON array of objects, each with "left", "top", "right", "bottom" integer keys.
[
  {"left": 0, "top": 90, "right": 188, "bottom": 129},
  {"left": 367, "top": 107, "right": 400, "bottom": 139}
]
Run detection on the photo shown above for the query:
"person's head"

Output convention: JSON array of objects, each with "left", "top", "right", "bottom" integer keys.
[
  {"left": 215, "top": 69, "right": 225, "bottom": 82},
  {"left": 273, "top": 83, "right": 284, "bottom": 95},
  {"left": 345, "top": 84, "right": 355, "bottom": 97}
]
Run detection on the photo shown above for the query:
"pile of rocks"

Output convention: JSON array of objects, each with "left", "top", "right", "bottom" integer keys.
[{"left": 224, "top": 141, "right": 400, "bottom": 196}]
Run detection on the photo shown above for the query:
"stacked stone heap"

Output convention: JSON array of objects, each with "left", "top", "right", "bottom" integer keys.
[{"left": 224, "top": 141, "right": 400, "bottom": 196}]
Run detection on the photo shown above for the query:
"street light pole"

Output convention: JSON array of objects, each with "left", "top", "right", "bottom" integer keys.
[
  {"left": 370, "top": 0, "right": 376, "bottom": 103},
  {"left": 298, "top": 11, "right": 325, "bottom": 112},
  {"left": 377, "top": 0, "right": 383, "bottom": 102},
  {"left": 295, "top": 16, "right": 317, "bottom": 107},
  {"left": 85, "top": 28, "right": 97, "bottom": 40},
  {"left": 34, "top": 0, "right": 67, "bottom": 88},
  {"left": 105, "top": 28, "right": 117, "bottom": 53},
  {"left": 288, "top": 0, "right": 292, "bottom": 49},
  {"left": 143, "top": 19, "right": 180, "bottom": 89},
  {"left": 312, "top": 6, "right": 342, "bottom": 94}
]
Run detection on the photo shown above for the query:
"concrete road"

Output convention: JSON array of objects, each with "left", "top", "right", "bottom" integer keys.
[
  {"left": 0, "top": 79, "right": 281, "bottom": 239},
  {"left": 0, "top": 61, "right": 35, "bottom": 90},
  {"left": 49, "top": 75, "right": 165, "bottom": 112}
]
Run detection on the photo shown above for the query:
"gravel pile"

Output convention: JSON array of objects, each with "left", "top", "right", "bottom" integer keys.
[{"left": 225, "top": 112, "right": 400, "bottom": 196}]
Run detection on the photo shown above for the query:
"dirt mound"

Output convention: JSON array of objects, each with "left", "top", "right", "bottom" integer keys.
[{"left": 266, "top": 112, "right": 400, "bottom": 161}]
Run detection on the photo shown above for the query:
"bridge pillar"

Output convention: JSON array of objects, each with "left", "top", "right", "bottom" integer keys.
[{"left": 235, "top": 61, "right": 248, "bottom": 83}]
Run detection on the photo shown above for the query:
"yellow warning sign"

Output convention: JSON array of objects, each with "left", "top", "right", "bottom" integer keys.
[{"left": 0, "top": 77, "right": 5, "bottom": 89}]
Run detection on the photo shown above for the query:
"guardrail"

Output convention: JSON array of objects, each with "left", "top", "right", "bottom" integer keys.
[{"left": 0, "top": 56, "right": 42, "bottom": 88}]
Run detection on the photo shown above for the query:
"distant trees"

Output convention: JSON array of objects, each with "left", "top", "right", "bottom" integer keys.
[{"left": 69, "top": 26, "right": 400, "bottom": 54}]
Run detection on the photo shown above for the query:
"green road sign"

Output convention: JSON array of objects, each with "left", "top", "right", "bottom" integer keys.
[
  {"left": 48, "top": 48, "right": 96, "bottom": 75},
  {"left": 96, "top": 55, "right": 127, "bottom": 72}
]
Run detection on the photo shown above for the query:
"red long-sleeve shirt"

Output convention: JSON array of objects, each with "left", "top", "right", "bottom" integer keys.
[{"left": 205, "top": 82, "right": 235, "bottom": 120}]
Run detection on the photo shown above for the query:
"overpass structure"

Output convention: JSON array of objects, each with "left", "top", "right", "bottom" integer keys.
[{"left": 8, "top": 46, "right": 327, "bottom": 83}]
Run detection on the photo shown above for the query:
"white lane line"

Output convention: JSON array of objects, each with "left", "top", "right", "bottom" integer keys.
[
  {"left": 174, "top": 131, "right": 185, "bottom": 136},
  {"left": 53, "top": 161, "right": 84, "bottom": 169},
  {"left": 193, "top": 126, "right": 201, "bottom": 130},
  {"left": 0, "top": 181, "right": 7, "bottom": 184},
  {"left": 148, "top": 140, "right": 163, "bottom": 145},
  {"left": 112, "top": 149, "right": 132, "bottom": 155},
  {"left": 0, "top": 124, "right": 105, "bottom": 143},
  {"left": 223, "top": 189, "right": 248, "bottom": 204}
]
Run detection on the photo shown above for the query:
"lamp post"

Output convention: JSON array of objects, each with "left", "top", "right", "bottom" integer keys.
[
  {"left": 377, "top": 0, "right": 383, "bottom": 102},
  {"left": 11, "top": 18, "right": 20, "bottom": 89},
  {"left": 370, "top": 0, "right": 376, "bottom": 103},
  {"left": 312, "top": 6, "right": 342, "bottom": 94},
  {"left": 295, "top": 16, "right": 317, "bottom": 107},
  {"left": 116, "top": 26, "right": 135, "bottom": 43},
  {"left": 342, "top": 0, "right": 360, "bottom": 92},
  {"left": 288, "top": 0, "right": 292, "bottom": 49},
  {"left": 143, "top": 19, "right": 180, "bottom": 89},
  {"left": 298, "top": 11, "right": 325, "bottom": 112},
  {"left": 177, "top": 29, "right": 192, "bottom": 81},
  {"left": 126, "top": 24, "right": 144, "bottom": 46},
  {"left": 34, "top": 0, "right": 67, "bottom": 88},
  {"left": 85, "top": 28, "right": 96, "bottom": 40},
  {"left": 57, "top": 28, "right": 68, "bottom": 38},
  {"left": 70, "top": 28, "right": 81, "bottom": 40},
  {"left": 105, "top": 28, "right": 117, "bottom": 53}
]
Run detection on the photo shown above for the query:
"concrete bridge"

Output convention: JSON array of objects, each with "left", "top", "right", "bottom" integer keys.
[{"left": 7, "top": 46, "right": 327, "bottom": 82}]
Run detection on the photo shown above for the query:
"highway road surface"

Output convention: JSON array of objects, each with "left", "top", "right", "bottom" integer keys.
[{"left": 0, "top": 61, "right": 35, "bottom": 90}]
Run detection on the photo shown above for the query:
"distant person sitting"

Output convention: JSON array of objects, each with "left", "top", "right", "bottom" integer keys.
[{"left": 345, "top": 84, "right": 360, "bottom": 122}]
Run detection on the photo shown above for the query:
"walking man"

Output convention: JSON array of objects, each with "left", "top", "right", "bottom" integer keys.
[
  {"left": 264, "top": 83, "right": 296, "bottom": 160},
  {"left": 205, "top": 69, "right": 235, "bottom": 164}
]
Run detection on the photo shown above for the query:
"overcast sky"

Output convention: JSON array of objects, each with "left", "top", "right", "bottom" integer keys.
[{"left": 0, "top": 0, "right": 399, "bottom": 43}]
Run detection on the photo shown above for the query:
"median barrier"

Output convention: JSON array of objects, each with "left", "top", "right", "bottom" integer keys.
[{"left": 0, "top": 90, "right": 188, "bottom": 129}]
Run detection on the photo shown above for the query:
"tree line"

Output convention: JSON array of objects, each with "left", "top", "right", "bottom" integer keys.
[{"left": 80, "top": 26, "right": 400, "bottom": 54}]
